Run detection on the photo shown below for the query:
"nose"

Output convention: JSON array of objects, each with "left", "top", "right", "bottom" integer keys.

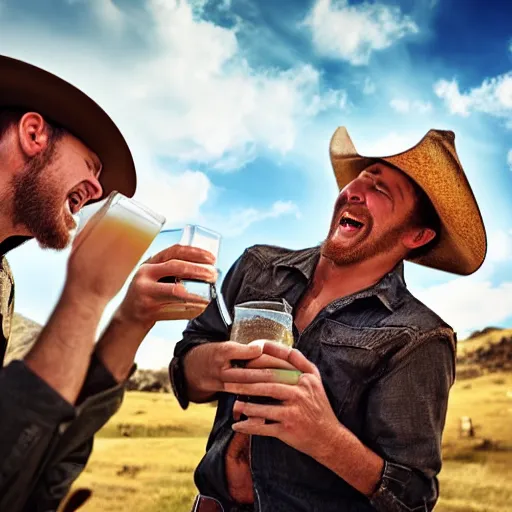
[
  {"left": 343, "top": 180, "right": 366, "bottom": 205},
  {"left": 88, "top": 177, "right": 104, "bottom": 202}
]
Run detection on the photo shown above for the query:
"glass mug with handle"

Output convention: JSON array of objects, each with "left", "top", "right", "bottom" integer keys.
[
  {"left": 230, "top": 300, "right": 301, "bottom": 404},
  {"left": 72, "top": 191, "right": 166, "bottom": 290}
]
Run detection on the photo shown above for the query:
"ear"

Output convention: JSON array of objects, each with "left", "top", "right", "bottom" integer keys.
[
  {"left": 402, "top": 227, "right": 436, "bottom": 251},
  {"left": 17, "top": 112, "right": 51, "bottom": 158}
]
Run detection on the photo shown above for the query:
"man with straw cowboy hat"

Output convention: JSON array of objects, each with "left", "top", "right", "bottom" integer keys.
[
  {"left": 171, "top": 127, "right": 486, "bottom": 511},
  {"left": 0, "top": 55, "right": 219, "bottom": 511}
]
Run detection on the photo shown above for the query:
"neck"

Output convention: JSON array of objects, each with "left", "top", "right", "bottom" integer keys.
[
  {"left": 309, "top": 252, "right": 400, "bottom": 302},
  {"left": 0, "top": 160, "right": 31, "bottom": 245}
]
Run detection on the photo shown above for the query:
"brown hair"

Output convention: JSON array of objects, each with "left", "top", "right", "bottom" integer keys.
[{"left": 408, "top": 181, "right": 441, "bottom": 260}]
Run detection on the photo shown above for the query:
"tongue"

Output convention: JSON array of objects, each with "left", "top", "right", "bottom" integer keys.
[{"left": 341, "top": 222, "right": 359, "bottom": 232}]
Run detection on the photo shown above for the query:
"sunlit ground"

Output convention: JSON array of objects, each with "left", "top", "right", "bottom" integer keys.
[{"left": 73, "top": 372, "right": 512, "bottom": 512}]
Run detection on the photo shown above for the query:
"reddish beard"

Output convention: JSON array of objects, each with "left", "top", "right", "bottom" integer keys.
[{"left": 11, "top": 141, "right": 75, "bottom": 250}]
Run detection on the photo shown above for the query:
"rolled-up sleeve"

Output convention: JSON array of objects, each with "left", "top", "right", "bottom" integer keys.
[
  {"left": 0, "top": 354, "right": 131, "bottom": 511},
  {"left": 367, "top": 332, "right": 455, "bottom": 512},
  {"left": 0, "top": 360, "right": 76, "bottom": 510}
]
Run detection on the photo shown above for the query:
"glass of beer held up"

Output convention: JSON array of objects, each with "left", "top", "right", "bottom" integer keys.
[
  {"left": 231, "top": 300, "right": 300, "bottom": 404},
  {"left": 72, "top": 191, "right": 165, "bottom": 289}
]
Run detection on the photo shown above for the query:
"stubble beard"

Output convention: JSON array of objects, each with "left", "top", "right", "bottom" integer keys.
[
  {"left": 321, "top": 214, "right": 406, "bottom": 267},
  {"left": 11, "top": 142, "right": 74, "bottom": 250}
]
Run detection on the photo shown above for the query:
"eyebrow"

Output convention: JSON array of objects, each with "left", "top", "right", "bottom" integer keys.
[{"left": 85, "top": 157, "right": 102, "bottom": 176}]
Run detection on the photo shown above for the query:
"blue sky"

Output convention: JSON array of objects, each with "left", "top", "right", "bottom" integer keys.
[{"left": 1, "top": 0, "right": 511, "bottom": 367}]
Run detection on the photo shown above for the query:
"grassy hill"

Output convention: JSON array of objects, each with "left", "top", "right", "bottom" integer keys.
[{"left": 70, "top": 371, "right": 512, "bottom": 512}]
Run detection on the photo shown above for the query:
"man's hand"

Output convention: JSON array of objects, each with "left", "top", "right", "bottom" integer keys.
[
  {"left": 184, "top": 340, "right": 298, "bottom": 403},
  {"left": 116, "top": 244, "right": 217, "bottom": 328},
  {"left": 95, "top": 244, "right": 217, "bottom": 382},
  {"left": 224, "top": 342, "right": 341, "bottom": 461}
]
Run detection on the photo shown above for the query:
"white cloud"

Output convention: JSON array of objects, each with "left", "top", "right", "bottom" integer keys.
[
  {"left": 390, "top": 98, "right": 432, "bottom": 114},
  {"left": 434, "top": 73, "right": 512, "bottom": 122},
  {"left": 354, "top": 131, "right": 421, "bottom": 156},
  {"left": 433, "top": 79, "right": 472, "bottom": 116},
  {"left": 487, "top": 229, "right": 512, "bottom": 262},
  {"left": 66, "top": 0, "right": 125, "bottom": 29},
  {"left": 116, "top": 0, "right": 341, "bottom": 170},
  {"left": 134, "top": 167, "right": 212, "bottom": 228},
  {"left": 415, "top": 278, "right": 512, "bottom": 338},
  {"left": 363, "top": 77, "right": 376, "bottom": 95},
  {"left": 210, "top": 200, "right": 301, "bottom": 238},
  {"left": 508, "top": 149, "right": 512, "bottom": 170},
  {"left": 306, "top": 88, "right": 349, "bottom": 116},
  {"left": 93, "top": 0, "right": 124, "bottom": 28},
  {"left": 12, "top": 0, "right": 338, "bottom": 173},
  {"left": 304, "top": 0, "right": 419, "bottom": 66}
]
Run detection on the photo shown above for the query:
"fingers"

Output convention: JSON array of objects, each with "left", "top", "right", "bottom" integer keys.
[
  {"left": 232, "top": 417, "right": 279, "bottom": 437},
  {"left": 244, "top": 354, "right": 297, "bottom": 371},
  {"left": 232, "top": 416, "right": 267, "bottom": 429},
  {"left": 260, "top": 341, "right": 320, "bottom": 377},
  {"left": 149, "top": 244, "right": 215, "bottom": 265},
  {"left": 149, "top": 260, "right": 218, "bottom": 284},
  {"left": 220, "top": 341, "right": 264, "bottom": 361},
  {"left": 223, "top": 381, "right": 298, "bottom": 398},
  {"left": 233, "top": 400, "right": 284, "bottom": 422}
]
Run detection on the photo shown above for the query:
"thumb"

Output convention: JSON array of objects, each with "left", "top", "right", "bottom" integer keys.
[{"left": 224, "top": 340, "right": 265, "bottom": 360}]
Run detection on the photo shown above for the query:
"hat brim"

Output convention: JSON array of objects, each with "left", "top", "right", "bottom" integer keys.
[
  {"left": 0, "top": 55, "right": 136, "bottom": 200},
  {"left": 329, "top": 127, "right": 487, "bottom": 276}
]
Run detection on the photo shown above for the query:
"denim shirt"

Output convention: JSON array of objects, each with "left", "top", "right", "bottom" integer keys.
[{"left": 171, "top": 245, "right": 456, "bottom": 512}]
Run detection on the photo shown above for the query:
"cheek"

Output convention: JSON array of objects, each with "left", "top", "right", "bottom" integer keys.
[{"left": 365, "top": 194, "right": 393, "bottom": 219}]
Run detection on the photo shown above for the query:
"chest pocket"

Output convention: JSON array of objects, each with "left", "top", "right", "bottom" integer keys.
[{"left": 314, "top": 319, "right": 412, "bottom": 418}]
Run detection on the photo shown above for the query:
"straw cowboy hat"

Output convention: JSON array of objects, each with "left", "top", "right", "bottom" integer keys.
[
  {"left": 329, "top": 127, "right": 487, "bottom": 276},
  {"left": 0, "top": 55, "right": 136, "bottom": 199}
]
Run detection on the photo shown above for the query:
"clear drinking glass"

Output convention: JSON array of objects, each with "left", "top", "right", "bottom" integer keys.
[
  {"left": 231, "top": 301, "right": 294, "bottom": 347},
  {"left": 231, "top": 300, "right": 300, "bottom": 404},
  {"left": 148, "top": 225, "right": 221, "bottom": 301},
  {"left": 72, "top": 191, "right": 166, "bottom": 285}
]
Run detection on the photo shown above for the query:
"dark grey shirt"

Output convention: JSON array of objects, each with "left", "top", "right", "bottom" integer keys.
[
  {"left": 171, "top": 245, "right": 456, "bottom": 512},
  {"left": 0, "top": 239, "right": 129, "bottom": 512}
]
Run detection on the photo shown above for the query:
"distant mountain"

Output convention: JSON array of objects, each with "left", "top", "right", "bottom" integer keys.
[
  {"left": 466, "top": 326, "right": 503, "bottom": 340},
  {"left": 6, "top": 313, "right": 511, "bottom": 386},
  {"left": 5, "top": 313, "right": 171, "bottom": 392}
]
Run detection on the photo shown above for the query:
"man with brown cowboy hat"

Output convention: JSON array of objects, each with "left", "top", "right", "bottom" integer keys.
[
  {"left": 0, "top": 55, "right": 219, "bottom": 511},
  {"left": 170, "top": 127, "right": 486, "bottom": 511}
]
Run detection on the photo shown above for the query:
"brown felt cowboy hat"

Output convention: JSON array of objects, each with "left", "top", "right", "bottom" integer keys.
[
  {"left": 329, "top": 127, "right": 487, "bottom": 276},
  {"left": 0, "top": 55, "right": 136, "bottom": 199}
]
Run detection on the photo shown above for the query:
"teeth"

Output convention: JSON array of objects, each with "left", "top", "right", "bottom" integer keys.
[{"left": 340, "top": 213, "right": 363, "bottom": 228}]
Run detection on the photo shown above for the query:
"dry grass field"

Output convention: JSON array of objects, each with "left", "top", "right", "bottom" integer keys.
[{"left": 71, "top": 369, "right": 512, "bottom": 512}]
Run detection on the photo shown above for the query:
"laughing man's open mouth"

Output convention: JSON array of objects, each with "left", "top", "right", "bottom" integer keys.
[{"left": 340, "top": 212, "right": 364, "bottom": 230}]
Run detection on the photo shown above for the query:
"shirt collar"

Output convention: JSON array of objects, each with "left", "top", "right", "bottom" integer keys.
[
  {"left": 274, "top": 246, "right": 406, "bottom": 312},
  {"left": 0, "top": 236, "right": 32, "bottom": 256}
]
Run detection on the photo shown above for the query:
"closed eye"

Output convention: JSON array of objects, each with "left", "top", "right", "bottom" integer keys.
[
  {"left": 375, "top": 182, "right": 393, "bottom": 203},
  {"left": 85, "top": 158, "right": 101, "bottom": 178}
]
